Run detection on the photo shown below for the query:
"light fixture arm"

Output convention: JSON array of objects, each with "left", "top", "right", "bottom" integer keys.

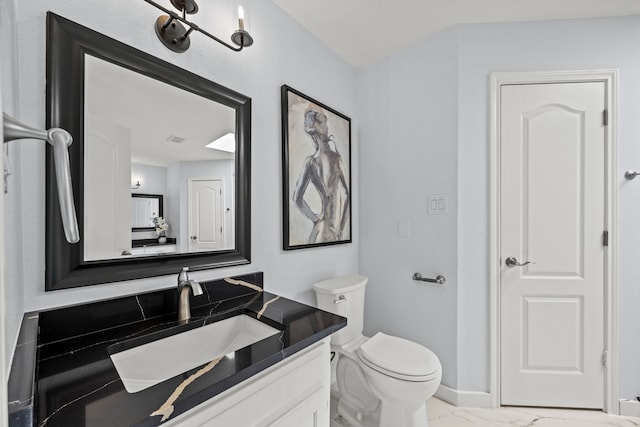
[{"left": 143, "top": 0, "right": 252, "bottom": 53}]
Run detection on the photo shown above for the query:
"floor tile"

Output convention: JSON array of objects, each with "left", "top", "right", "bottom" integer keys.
[
  {"left": 331, "top": 396, "right": 640, "bottom": 426},
  {"left": 428, "top": 398, "right": 640, "bottom": 427}
]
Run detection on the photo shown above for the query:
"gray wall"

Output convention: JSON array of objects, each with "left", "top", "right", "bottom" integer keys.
[
  {"left": 358, "top": 15, "right": 640, "bottom": 399},
  {"left": 1, "top": 0, "right": 24, "bottom": 375},
  {"left": 1, "top": 0, "right": 359, "bottom": 371},
  {"left": 456, "top": 16, "right": 640, "bottom": 399},
  {"left": 357, "top": 27, "right": 460, "bottom": 388},
  {"left": 131, "top": 163, "right": 168, "bottom": 198}
]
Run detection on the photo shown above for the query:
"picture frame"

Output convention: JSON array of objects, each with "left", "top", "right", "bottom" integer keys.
[{"left": 281, "top": 85, "right": 352, "bottom": 250}]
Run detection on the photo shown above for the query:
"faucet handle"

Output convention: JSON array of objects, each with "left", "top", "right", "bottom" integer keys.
[{"left": 178, "top": 267, "right": 190, "bottom": 285}]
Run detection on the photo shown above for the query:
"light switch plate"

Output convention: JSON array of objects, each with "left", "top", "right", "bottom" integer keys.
[{"left": 428, "top": 195, "right": 448, "bottom": 214}]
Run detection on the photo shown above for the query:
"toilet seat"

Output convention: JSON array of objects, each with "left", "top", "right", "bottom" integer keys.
[{"left": 358, "top": 332, "right": 441, "bottom": 382}]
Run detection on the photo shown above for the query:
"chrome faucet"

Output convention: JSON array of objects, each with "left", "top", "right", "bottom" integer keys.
[{"left": 177, "top": 267, "right": 203, "bottom": 322}]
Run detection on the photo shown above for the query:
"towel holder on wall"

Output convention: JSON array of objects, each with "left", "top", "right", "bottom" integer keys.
[
  {"left": 412, "top": 272, "right": 446, "bottom": 285},
  {"left": 3, "top": 113, "right": 79, "bottom": 243}
]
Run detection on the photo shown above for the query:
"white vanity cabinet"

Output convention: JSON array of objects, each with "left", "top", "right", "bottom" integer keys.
[
  {"left": 129, "top": 244, "right": 177, "bottom": 256},
  {"left": 165, "top": 338, "right": 331, "bottom": 427}
]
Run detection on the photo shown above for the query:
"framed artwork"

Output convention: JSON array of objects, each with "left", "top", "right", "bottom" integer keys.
[{"left": 281, "top": 85, "right": 352, "bottom": 250}]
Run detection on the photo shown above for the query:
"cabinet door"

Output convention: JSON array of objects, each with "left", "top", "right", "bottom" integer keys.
[
  {"left": 163, "top": 339, "right": 330, "bottom": 427},
  {"left": 270, "top": 387, "right": 328, "bottom": 427}
]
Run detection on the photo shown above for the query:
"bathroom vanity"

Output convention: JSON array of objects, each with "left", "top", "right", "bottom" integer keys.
[
  {"left": 7, "top": 273, "right": 345, "bottom": 426},
  {"left": 7, "top": 15, "right": 346, "bottom": 427}
]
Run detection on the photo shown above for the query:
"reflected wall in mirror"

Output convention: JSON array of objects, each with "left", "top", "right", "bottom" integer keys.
[{"left": 46, "top": 13, "right": 251, "bottom": 291}]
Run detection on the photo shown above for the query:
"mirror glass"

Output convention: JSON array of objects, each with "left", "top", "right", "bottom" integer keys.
[
  {"left": 83, "top": 55, "right": 235, "bottom": 261},
  {"left": 45, "top": 13, "right": 251, "bottom": 291}
]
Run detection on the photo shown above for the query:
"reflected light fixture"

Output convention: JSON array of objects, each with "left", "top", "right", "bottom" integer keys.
[
  {"left": 143, "top": 0, "right": 254, "bottom": 53},
  {"left": 206, "top": 133, "right": 236, "bottom": 153},
  {"left": 131, "top": 178, "right": 142, "bottom": 190}
]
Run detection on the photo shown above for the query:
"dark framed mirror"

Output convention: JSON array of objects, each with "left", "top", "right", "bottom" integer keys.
[
  {"left": 46, "top": 12, "right": 251, "bottom": 291},
  {"left": 131, "top": 194, "right": 163, "bottom": 232}
]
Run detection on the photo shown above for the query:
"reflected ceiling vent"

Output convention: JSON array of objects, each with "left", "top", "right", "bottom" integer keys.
[{"left": 166, "top": 135, "right": 187, "bottom": 143}]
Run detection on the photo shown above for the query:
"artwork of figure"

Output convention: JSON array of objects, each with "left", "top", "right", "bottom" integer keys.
[
  {"left": 293, "top": 108, "right": 350, "bottom": 243},
  {"left": 282, "top": 86, "right": 352, "bottom": 249}
]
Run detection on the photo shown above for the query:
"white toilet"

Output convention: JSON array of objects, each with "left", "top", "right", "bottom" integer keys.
[{"left": 313, "top": 275, "right": 442, "bottom": 427}]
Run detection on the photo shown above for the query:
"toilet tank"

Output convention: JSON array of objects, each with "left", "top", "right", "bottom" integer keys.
[{"left": 313, "top": 275, "right": 368, "bottom": 345}]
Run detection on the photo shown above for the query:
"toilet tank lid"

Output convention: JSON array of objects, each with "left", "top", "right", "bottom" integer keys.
[{"left": 312, "top": 275, "right": 368, "bottom": 295}]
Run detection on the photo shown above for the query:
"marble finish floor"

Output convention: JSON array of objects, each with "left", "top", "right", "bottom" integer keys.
[
  {"left": 331, "top": 397, "right": 640, "bottom": 426},
  {"left": 427, "top": 398, "right": 640, "bottom": 427}
]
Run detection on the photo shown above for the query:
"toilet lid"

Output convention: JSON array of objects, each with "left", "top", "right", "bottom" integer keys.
[{"left": 358, "top": 333, "right": 441, "bottom": 381}]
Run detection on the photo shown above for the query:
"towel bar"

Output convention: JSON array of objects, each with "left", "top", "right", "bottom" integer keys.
[{"left": 412, "top": 273, "right": 446, "bottom": 285}]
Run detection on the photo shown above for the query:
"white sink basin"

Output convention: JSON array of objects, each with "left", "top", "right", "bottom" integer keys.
[{"left": 110, "top": 315, "right": 280, "bottom": 393}]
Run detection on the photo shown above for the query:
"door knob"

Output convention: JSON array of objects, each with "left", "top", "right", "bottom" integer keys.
[
  {"left": 505, "top": 257, "right": 535, "bottom": 268},
  {"left": 190, "top": 236, "right": 197, "bottom": 240}
]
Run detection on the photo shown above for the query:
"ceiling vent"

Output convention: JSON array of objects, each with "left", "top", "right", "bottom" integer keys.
[{"left": 166, "top": 135, "right": 186, "bottom": 144}]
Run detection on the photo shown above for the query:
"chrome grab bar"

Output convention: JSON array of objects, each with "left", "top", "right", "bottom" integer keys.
[
  {"left": 3, "top": 113, "right": 79, "bottom": 243},
  {"left": 412, "top": 272, "right": 446, "bottom": 285}
]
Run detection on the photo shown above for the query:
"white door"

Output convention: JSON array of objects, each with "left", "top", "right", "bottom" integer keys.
[
  {"left": 188, "top": 178, "right": 223, "bottom": 252},
  {"left": 84, "top": 114, "right": 132, "bottom": 260},
  {"left": 500, "top": 82, "right": 606, "bottom": 408}
]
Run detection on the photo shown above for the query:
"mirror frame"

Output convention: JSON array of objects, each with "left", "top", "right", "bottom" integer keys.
[
  {"left": 45, "top": 12, "right": 251, "bottom": 291},
  {"left": 131, "top": 194, "right": 163, "bottom": 232}
]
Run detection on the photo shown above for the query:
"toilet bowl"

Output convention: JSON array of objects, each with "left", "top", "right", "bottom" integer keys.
[{"left": 313, "top": 275, "right": 442, "bottom": 427}]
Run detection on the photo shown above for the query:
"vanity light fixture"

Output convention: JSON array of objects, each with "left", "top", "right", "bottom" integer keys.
[
  {"left": 131, "top": 179, "right": 142, "bottom": 190},
  {"left": 143, "top": 0, "right": 254, "bottom": 53}
]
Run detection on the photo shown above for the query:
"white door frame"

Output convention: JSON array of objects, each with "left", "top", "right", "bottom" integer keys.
[{"left": 489, "top": 70, "right": 618, "bottom": 413}]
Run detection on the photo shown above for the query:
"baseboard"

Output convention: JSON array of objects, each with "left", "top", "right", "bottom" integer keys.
[
  {"left": 619, "top": 399, "right": 640, "bottom": 417},
  {"left": 435, "top": 385, "right": 492, "bottom": 408}
]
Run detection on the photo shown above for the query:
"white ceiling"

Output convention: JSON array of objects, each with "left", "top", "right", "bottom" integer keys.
[
  {"left": 84, "top": 55, "right": 235, "bottom": 168},
  {"left": 271, "top": 0, "right": 640, "bottom": 67}
]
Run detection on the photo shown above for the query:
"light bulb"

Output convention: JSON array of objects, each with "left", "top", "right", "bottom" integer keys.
[{"left": 238, "top": 5, "right": 245, "bottom": 31}]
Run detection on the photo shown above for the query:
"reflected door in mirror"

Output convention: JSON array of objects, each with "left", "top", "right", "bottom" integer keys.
[
  {"left": 84, "top": 114, "right": 132, "bottom": 261},
  {"left": 189, "top": 178, "right": 224, "bottom": 252}
]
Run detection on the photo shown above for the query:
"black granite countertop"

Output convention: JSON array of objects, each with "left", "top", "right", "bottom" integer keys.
[
  {"left": 8, "top": 273, "right": 346, "bottom": 427},
  {"left": 132, "top": 238, "right": 177, "bottom": 248}
]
